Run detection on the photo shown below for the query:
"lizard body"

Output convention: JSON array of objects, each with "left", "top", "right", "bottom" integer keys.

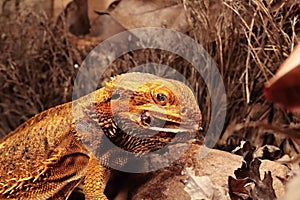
[{"left": 0, "top": 72, "right": 202, "bottom": 199}]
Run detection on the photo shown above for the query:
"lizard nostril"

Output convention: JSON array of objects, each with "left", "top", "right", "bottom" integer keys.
[{"left": 141, "top": 112, "right": 151, "bottom": 126}]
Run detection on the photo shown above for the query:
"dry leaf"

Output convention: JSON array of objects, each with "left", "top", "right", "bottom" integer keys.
[
  {"left": 89, "top": 13, "right": 126, "bottom": 41},
  {"left": 229, "top": 142, "right": 277, "bottom": 200},
  {"left": 184, "top": 168, "right": 228, "bottom": 200},
  {"left": 56, "top": 0, "right": 90, "bottom": 36},
  {"left": 97, "top": 0, "right": 120, "bottom": 11},
  {"left": 282, "top": 172, "right": 300, "bottom": 200},
  {"left": 264, "top": 45, "right": 300, "bottom": 112},
  {"left": 105, "top": 0, "right": 190, "bottom": 32}
]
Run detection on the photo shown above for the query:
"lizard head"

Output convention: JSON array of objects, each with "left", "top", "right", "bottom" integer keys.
[{"left": 86, "top": 72, "right": 202, "bottom": 154}]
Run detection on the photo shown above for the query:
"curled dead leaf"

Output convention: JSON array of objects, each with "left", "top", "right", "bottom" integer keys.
[
  {"left": 229, "top": 143, "right": 276, "bottom": 200},
  {"left": 102, "top": 0, "right": 190, "bottom": 32},
  {"left": 264, "top": 45, "right": 300, "bottom": 112}
]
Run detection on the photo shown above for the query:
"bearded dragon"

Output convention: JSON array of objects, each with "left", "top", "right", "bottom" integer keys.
[{"left": 0, "top": 72, "right": 202, "bottom": 200}]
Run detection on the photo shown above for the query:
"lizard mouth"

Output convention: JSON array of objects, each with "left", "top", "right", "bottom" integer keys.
[
  {"left": 145, "top": 126, "right": 196, "bottom": 133},
  {"left": 88, "top": 109, "right": 201, "bottom": 154},
  {"left": 138, "top": 111, "right": 200, "bottom": 134}
]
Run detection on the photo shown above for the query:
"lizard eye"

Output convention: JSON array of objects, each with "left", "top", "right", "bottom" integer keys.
[
  {"left": 150, "top": 86, "right": 174, "bottom": 106},
  {"left": 153, "top": 92, "right": 169, "bottom": 106},
  {"left": 156, "top": 93, "right": 167, "bottom": 102}
]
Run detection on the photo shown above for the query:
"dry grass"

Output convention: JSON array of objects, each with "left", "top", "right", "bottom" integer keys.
[
  {"left": 0, "top": 0, "right": 300, "bottom": 156},
  {"left": 0, "top": 10, "right": 84, "bottom": 136},
  {"left": 184, "top": 0, "right": 300, "bottom": 154}
]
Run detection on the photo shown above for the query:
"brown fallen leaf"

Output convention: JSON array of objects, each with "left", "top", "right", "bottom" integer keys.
[
  {"left": 264, "top": 44, "right": 300, "bottom": 145},
  {"left": 228, "top": 176, "right": 251, "bottom": 200},
  {"left": 101, "top": 0, "right": 190, "bottom": 32},
  {"left": 282, "top": 172, "right": 300, "bottom": 200},
  {"left": 264, "top": 45, "right": 300, "bottom": 112},
  {"left": 87, "top": 0, "right": 121, "bottom": 21},
  {"left": 56, "top": 0, "right": 90, "bottom": 36},
  {"left": 229, "top": 142, "right": 277, "bottom": 200},
  {"left": 89, "top": 13, "right": 126, "bottom": 41},
  {"left": 184, "top": 168, "right": 228, "bottom": 200},
  {"left": 96, "top": 0, "right": 120, "bottom": 11}
]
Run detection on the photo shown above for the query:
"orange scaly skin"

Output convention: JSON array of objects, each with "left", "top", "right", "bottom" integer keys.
[{"left": 0, "top": 73, "right": 202, "bottom": 199}]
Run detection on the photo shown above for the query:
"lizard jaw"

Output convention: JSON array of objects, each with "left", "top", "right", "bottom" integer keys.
[
  {"left": 129, "top": 111, "right": 202, "bottom": 133},
  {"left": 128, "top": 112, "right": 199, "bottom": 133},
  {"left": 144, "top": 124, "right": 199, "bottom": 133}
]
